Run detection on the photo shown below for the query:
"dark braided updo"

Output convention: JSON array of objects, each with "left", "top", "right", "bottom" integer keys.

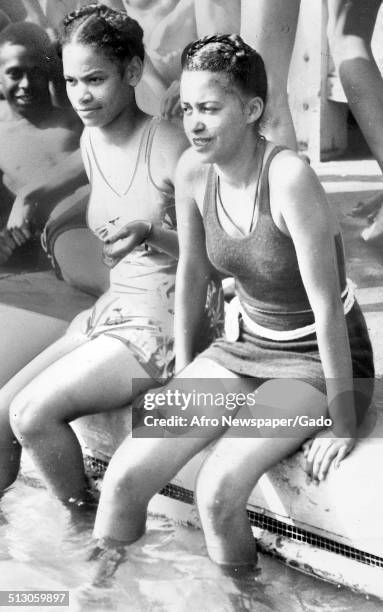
[
  {"left": 181, "top": 34, "right": 267, "bottom": 105},
  {"left": 60, "top": 3, "right": 144, "bottom": 66}
]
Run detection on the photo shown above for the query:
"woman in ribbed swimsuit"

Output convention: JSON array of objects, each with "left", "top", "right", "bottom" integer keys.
[
  {"left": 93, "top": 34, "right": 374, "bottom": 574},
  {"left": 0, "top": 5, "right": 202, "bottom": 504}
]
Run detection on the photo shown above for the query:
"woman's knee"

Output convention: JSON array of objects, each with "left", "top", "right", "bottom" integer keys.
[
  {"left": 196, "top": 463, "right": 246, "bottom": 533},
  {"left": 9, "top": 390, "right": 48, "bottom": 442},
  {"left": 101, "top": 461, "right": 148, "bottom": 509}
]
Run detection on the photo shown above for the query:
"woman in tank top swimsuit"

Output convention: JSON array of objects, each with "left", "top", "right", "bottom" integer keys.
[
  {"left": 0, "top": 5, "right": 223, "bottom": 507},
  {"left": 93, "top": 34, "right": 374, "bottom": 576}
]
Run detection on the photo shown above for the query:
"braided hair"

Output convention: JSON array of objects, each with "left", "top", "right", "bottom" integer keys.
[
  {"left": 181, "top": 34, "right": 267, "bottom": 105},
  {"left": 60, "top": 3, "right": 144, "bottom": 66}
]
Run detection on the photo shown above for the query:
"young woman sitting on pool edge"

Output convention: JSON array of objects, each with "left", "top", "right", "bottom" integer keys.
[
  {"left": 92, "top": 34, "right": 374, "bottom": 575},
  {"left": 0, "top": 5, "right": 221, "bottom": 507}
]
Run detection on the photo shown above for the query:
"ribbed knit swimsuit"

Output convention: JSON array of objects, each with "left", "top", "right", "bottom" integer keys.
[{"left": 198, "top": 144, "right": 374, "bottom": 407}]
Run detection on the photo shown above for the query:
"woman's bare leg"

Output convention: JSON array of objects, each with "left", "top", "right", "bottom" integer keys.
[
  {"left": 94, "top": 358, "right": 246, "bottom": 545},
  {"left": 240, "top": 0, "right": 301, "bottom": 149},
  {"left": 0, "top": 332, "right": 88, "bottom": 493},
  {"left": 196, "top": 379, "right": 327, "bottom": 567},
  {"left": 327, "top": 0, "right": 383, "bottom": 170},
  {"left": 9, "top": 335, "right": 153, "bottom": 501},
  {"left": 194, "top": 0, "right": 241, "bottom": 37}
]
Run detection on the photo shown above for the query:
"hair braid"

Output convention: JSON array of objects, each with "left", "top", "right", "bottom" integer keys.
[
  {"left": 181, "top": 33, "right": 267, "bottom": 105},
  {"left": 61, "top": 3, "right": 144, "bottom": 65}
]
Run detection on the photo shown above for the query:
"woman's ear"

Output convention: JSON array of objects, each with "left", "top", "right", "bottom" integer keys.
[
  {"left": 245, "top": 96, "right": 264, "bottom": 126},
  {"left": 124, "top": 56, "right": 144, "bottom": 87}
]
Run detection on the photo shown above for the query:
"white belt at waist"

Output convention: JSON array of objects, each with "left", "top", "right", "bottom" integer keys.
[{"left": 224, "top": 279, "right": 356, "bottom": 342}]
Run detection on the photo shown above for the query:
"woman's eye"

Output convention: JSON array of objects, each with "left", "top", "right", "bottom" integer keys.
[
  {"left": 203, "top": 106, "right": 219, "bottom": 113},
  {"left": 64, "top": 77, "right": 75, "bottom": 85},
  {"left": 181, "top": 106, "right": 191, "bottom": 116},
  {"left": 89, "top": 76, "right": 103, "bottom": 83},
  {"left": 7, "top": 69, "right": 22, "bottom": 80}
]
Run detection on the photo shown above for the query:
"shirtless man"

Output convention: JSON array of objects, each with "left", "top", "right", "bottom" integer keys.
[{"left": 0, "top": 21, "right": 84, "bottom": 265}]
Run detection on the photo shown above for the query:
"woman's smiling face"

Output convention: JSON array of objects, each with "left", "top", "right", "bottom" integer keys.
[{"left": 180, "top": 70, "right": 253, "bottom": 165}]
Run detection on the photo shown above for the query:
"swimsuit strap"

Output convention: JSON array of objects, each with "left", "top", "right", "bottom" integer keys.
[
  {"left": 257, "top": 145, "right": 288, "bottom": 216},
  {"left": 143, "top": 116, "right": 173, "bottom": 196}
]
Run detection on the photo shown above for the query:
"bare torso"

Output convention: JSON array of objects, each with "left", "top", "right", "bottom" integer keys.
[{"left": 0, "top": 101, "right": 81, "bottom": 196}]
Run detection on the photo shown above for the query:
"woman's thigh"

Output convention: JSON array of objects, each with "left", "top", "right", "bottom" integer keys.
[
  {"left": 197, "top": 378, "right": 327, "bottom": 502},
  {"left": 11, "top": 335, "right": 154, "bottom": 424},
  {"left": 103, "top": 358, "right": 248, "bottom": 492},
  {"left": 0, "top": 333, "right": 88, "bottom": 414}
]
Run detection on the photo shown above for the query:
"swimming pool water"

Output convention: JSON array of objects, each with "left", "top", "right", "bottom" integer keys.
[{"left": 0, "top": 473, "right": 380, "bottom": 612}]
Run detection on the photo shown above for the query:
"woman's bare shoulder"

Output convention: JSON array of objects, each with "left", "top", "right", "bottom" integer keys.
[
  {"left": 176, "top": 147, "right": 210, "bottom": 188},
  {"left": 175, "top": 148, "right": 210, "bottom": 213},
  {"left": 149, "top": 118, "right": 189, "bottom": 181},
  {"left": 268, "top": 147, "right": 316, "bottom": 188}
]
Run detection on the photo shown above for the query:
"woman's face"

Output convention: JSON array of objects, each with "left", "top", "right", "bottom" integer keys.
[
  {"left": 180, "top": 70, "right": 253, "bottom": 165},
  {"left": 63, "top": 42, "right": 132, "bottom": 128}
]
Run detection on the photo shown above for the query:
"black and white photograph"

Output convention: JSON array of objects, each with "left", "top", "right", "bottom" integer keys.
[{"left": 0, "top": 1, "right": 382, "bottom": 610}]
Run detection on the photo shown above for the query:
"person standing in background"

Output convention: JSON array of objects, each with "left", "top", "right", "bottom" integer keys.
[{"left": 327, "top": 0, "right": 383, "bottom": 242}]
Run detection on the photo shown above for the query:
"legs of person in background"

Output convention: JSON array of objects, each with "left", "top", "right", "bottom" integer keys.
[
  {"left": 240, "top": 0, "right": 301, "bottom": 149},
  {"left": 194, "top": 0, "right": 241, "bottom": 37},
  {"left": 327, "top": 0, "right": 383, "bottom": 170},
  {"left": 327, "top": 0, "right": 383, "bottom": 241}
]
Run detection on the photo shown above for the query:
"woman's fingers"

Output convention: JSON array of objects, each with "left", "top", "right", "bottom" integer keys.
[
  {"left": 305, "top": 439, "right": 320, "bottom": 477},
  {"left": 302, "top": 439, "right": 313, "bottom": 457},
  {"left": 306, "top": 436, "right": 354, "bottom": 481},
  {"left": 311, "top": 439, "right": 332, "bottom": 480},
  {"left": 0, "top": 231, "right": 17, "bottom": 254},
  {"left": 104, "top": 234, "right": 138, "bottom": 258},
  {"left": 105, "top": 227, "right": 131, "bottom": 244},
  {"left": 10, "top": 227, "right": 28, "bottom": 246},
  {"left": 334, "top": 444, "right": 349, "bottom": 469},
  {"left": 20, "top": 223, "right": 33, "bottom": 240},
  {"left": 317, "top": 445, "right": 338, "bottom": 481}
]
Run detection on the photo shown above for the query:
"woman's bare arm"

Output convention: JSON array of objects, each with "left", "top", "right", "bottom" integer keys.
[
  {"left": 174, "top": 149, "right": 214, "bottom": 371},
  {"left": 270, "top": 152, "right": 356, "bottom": 477}
]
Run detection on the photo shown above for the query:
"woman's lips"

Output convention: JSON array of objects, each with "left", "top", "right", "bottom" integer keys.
[{"left": 192, "top": 137, "right": 212, "bottom": 148}]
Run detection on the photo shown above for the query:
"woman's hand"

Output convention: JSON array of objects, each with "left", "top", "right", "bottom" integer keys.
[
  {"left": 102, "top": 220, "right": 152, "bottom": 268},
  {"left": 0, "top": 229, "right": 17, "bottom": 264},
  {"left": 7, "top": 195, "right": 36, "bottom": 238},
  {"left": 303, "top": 429, "right": 356, "bottom": 482}
]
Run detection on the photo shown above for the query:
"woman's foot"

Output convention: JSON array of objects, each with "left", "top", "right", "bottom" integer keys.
[
  {"left": 349, "top": 193, "right": 383, "bottom": 218},
  {"left": 88, "top": 539, "right": 127, "bottom": 588},
  {"left": 361, "top": 205, "right": 383, "bottom": 243}
]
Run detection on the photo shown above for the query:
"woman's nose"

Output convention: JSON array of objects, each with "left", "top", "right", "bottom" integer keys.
[
  {"left": 78, "top": 85, "right": 92, "bottom": 104},
  {"left": 18, "top": 72, "right": 30, "bottom": 89},
  {"left": 190, "top": 116, "right": 205, "bottom": 133}
]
